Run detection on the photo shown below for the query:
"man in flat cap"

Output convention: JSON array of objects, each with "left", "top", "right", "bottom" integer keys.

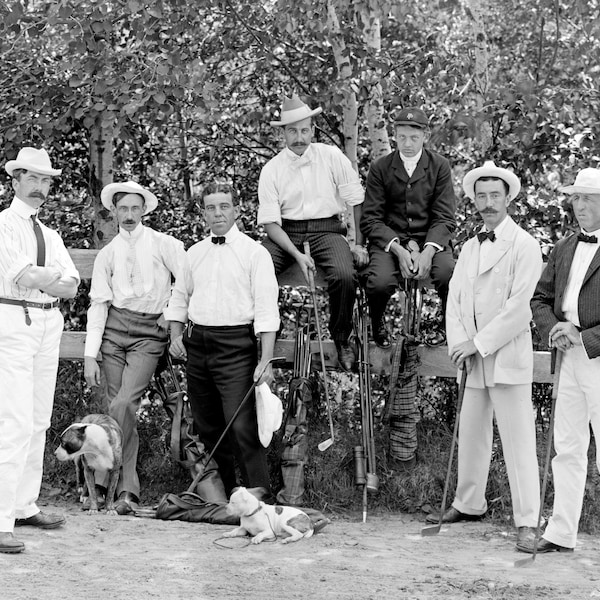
[
  {"left": 84, "top": 181, "right": 185, "bottom": 514},
  {"left": 523, "top": 168, "right": 600, "bottom": 554},
  {"left": 360, "top": 107, "right": 457, "bottom": 470},
  {"left": 258, "top": 93, "right": 368, "bottom": 371},
  {"left": 0, "top": 147, "right": 80, "bottom": 553},
  {"left": 427, "top": 161, "right": 541, "bottom": 552}
]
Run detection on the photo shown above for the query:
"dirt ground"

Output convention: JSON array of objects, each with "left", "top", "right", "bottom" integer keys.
[{"left": 3, "top": 491, "right": 600, "bottom": 600}]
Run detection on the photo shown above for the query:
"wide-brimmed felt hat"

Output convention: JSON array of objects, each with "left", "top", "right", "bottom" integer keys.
[
  {"left": 559, "top": 168, "right": 600, "bottom": 195},
  {"left": 101, "top": 181, "right": 158, "bottom": 215},
  {"left": 255, "top": 382, "right": 283, "bottom": 448},
  {"left": 394, "top": 107, "right": 429, "bottom": 129},
  {"left": 463, "top": 160, "right": 521, "bottom": 200},
  {"left": 270, "top": 94, "right": 322, "bottom": 127},
  {"left": 5, "top": 147, "right": 62, "bottom": 177}
]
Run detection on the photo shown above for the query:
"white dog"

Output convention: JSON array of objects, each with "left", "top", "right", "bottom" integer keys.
[{"left": 223, "top": 487, "right": 314, "bottom": 544}]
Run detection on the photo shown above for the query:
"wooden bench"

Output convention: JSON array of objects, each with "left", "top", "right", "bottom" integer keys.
[{"left": 60, "top": 249, "right": 553, "bottom": 382}]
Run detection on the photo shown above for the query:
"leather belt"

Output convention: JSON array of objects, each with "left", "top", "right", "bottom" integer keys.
[
  {"left": 0, "top": 297, "right": 59, "bottom": 326},
  {"left": 0, "top": 297, "right": 59, "bottom": 310}
]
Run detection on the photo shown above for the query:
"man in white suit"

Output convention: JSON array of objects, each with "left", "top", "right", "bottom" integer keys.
[{"left": 425, "top": 161, "right": 542, "bottom": 549}]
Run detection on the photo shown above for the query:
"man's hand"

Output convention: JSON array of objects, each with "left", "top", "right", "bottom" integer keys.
[
  {"left": 351, "top": 244, "right": 370, "bottom": 268},
  {"left": 450, "top": 339, "right": 478, "bottom": 372},
  {"left": 84, "top": 356, "right": 101, "bottom": 388},
  {"left": 169, "top": 334, "right": 187, "bottom": 361},
  {"left": 296, "top": 253, "right": 316, "bottom": 284},
  {"left": 549, "top": 321, "right": 581, "bottom": 349},
  {"left": 390, "top": 242, "right": 415, "bottom": 279},
  {"left": 253, "top": 360, "right": 273, "bottom": 386},
  {"left": 414, "top": 246, "right": 435, "bottom": 280}
]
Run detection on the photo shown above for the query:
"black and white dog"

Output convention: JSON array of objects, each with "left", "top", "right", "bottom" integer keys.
[{"left": 55, "top": 414, "right": 123, "bottom": 515}]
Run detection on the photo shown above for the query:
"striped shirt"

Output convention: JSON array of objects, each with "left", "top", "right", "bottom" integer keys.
[
  {"left": 0, "top": 197, "right": 79, "bottom": 301},
  {"left": 85, "top": 224, "right": 186, "bottom": 357}
]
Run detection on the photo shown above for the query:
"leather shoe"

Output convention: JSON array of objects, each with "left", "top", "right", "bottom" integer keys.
[
  {"left": 15, "top": 511, "right": 65, "bottom": 529},
  {"left": 0, "top": 532, "right": 25, "bottom": 554},
  {"left": 425, "top": 506, "right": 483, "bottom": 524},
  {"left": 373, "top": 319, "right": 391, "bottom": 349},
  {"left": 335, "top": 341, "right": 355, "bottom": 371},
  {"left": 114, "top": 491, "right": 140, "bottom": 515},
  {"left": 516, "top": 536, "right": 574, "bottom": 554},
  {"left": 516, "top": 526, "right": 536, "bottom": 546},
  {"left": 391, "top": 456, "right": 416, "bottom": 473}
]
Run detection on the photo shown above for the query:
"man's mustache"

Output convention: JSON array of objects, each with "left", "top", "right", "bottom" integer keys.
[
  {"left": 479, "top": 208, "right": 498, "bottom": 214},
  {"left": 123, "top": 220, "right": 135, "bottom": 225},
  {"left": 29, "top": 191, "right": 46, "bottom": 200}
]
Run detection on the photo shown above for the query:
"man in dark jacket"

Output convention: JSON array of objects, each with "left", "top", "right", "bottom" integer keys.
[{"left": 360, "top": 107, "right": 456, "bottom": 469}]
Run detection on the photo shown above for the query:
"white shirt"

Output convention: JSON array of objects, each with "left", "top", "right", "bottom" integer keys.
[
  {"left": 562, "top": 227, "right": 600, "bottom": 327},
  {"left": 0, "top": 197, "right": 79, "bottom": 300},
  {"left": 164, "top": 224, "right": 280, "bottom": 335},
  {"left": 85, "top": 224, "right": 185, "bottom": 357},
  {"left": 400, "top": 149, "right": 423, "bottom": 178},
  {"left": 257, "top": 143, "right": 364, "bottom": 225},
  {"left": 477, "top": 216, "right": 509, "bottom": 273}
]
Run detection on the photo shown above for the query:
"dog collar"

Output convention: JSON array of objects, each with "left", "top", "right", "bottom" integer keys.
[{"left": 247, "top": 504, "right": 263, "bottom": 517}]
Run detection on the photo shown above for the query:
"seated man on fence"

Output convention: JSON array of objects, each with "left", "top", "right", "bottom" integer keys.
[
  {"left": 257, "top": 93, "right": 369, "bottom": 371},
  {"left": 84, "top": 181, "right": 185, "bottom": 514}
]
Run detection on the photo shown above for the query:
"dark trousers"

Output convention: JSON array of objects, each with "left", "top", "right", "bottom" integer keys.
[
  {"left": 101, "top": 306, "right": 168, "bottom": 498},
  {"left": 262, "top": 218, "right": 357, "bottom": 342},
  {"left": 183, "top": 323, "right": 269, "bottom": 496},
  {"left": 364, "top": 245, "right": 455, "bottom": 325}
]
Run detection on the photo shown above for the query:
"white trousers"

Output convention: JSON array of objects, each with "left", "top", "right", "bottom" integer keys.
[
  {"left": 543, "top": 344, "right": 600, "bottom": 549},
  {"left": 0, "top": 304, "right": 63, "bottom": 532},
  {"left": 452, "top": 383, "right": 540, "bottom": 527}
]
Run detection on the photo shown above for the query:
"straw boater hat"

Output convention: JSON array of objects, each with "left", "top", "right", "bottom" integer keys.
[
  {"left": 559, "top": 168, "right": 600, "bottom": 195},
  {"left": 270, "top": 94, "right": 323, "bottom": 127},
  {"left": 101, "top": 181, "right": 158, "bottom": 215},
  {"left": 462, "top": 160, "right": 521, "bottom": 201},
  {"left": 5, "top": 147, "right": 62, "bottom": 177}
]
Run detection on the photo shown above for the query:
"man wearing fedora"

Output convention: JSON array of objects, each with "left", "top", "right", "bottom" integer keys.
[
  {"left": 84, "top": 181, "right": 185, "bottom": 514},
  {"left": 0, "top": 147, "right": 80, "bottom": 553},
  {"left": 426, "top": 161, "right": 542, "bottom": 550},
  {"left": 522, "top": 168, "right": 600, "bottom": 554},
  {"left": 257, "top": 93, "right": 369, "bottom": 371},
  {"left": 360, "top": 107, "right": 457, "bottom": 470}
]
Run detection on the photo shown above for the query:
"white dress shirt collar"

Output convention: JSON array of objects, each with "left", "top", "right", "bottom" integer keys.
[
  {"left": 11, "top": 197, "right": 37, "bottom": 218},
  {"left": 119, "top": 222, "right": 144, "bottom": 241},
  {"left": 210, "top": 223, "right": 241, "bottom": 243}
]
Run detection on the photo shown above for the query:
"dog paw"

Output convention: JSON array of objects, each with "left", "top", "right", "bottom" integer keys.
[
  {"left": 251, "top": 537, "right": 263, "bottom": 545},
  {"left": 86, "top": 508, "right": 99, "bottom": 515},
  {"left": 105, "top": 508, "right": 118, "bottom": 516}
]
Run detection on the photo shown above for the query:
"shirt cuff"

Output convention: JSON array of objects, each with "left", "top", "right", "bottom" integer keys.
[
  {"left": 473, "top": 337, "right": 488, "bottom": 358},
  {"left": 424, "top": 241, "right": 443, "bottom": 252},
  {"left": 385, "top": 237, "right": 399, "bottom": 252},
  {"left": 84, "top": 332, "right": 103, "bottom": 359}
]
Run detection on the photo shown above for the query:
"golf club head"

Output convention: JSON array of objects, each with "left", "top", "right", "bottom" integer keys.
[
  {"left": 318, "top": 437, "right": 333, "bottom": 452},
  {"left": 514, "top": 555, "right": 535, "bottom": 568},
  {"left": 420, "top": 523, "right": 442, "bottom": 536}
]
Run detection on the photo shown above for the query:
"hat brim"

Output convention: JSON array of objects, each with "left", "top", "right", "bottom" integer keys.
[
  {"left": 5, "top": 160, "right": 62, "bottom": 177},
  {"left": 463, "top": 165, "right": 521, "bottom": 200},
  {"left": 558, "top": 185, "right": 600, "bottom": 195},
  {"left": 255, "top": 383, "right": 283, "bottom": 448},
  {"left": 394, "top": 120, "right": 428, "bottom": 129},
  {"left": 270, "top": 106, "right": 322, "bottom": 127},
  {"left": 101, "top": 182, "right": 158, "bottom": 215}
]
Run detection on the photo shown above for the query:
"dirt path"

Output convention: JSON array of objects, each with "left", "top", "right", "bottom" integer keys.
[{"left": 3, "top": 499, "right": 600, "bottom": 600}]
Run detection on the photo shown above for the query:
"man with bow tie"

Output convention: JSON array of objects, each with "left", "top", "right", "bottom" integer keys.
[
  {"left": 521, "top": 168, "right": 600, "bottom": 554},
  {"left": 166, "top": 182, "right": 280, "bottom": 497},
  {"left": 257, "top": 94, "right": 368, "bottom": 371},
  {"left": 84, "top": 181, "right": 185, "bottom": 514},
  {"left": 426, "top": 162, "right": 542, "bottom": 551},
  {"left": 0, "top": 147, "right": 79, "bottom": 553}
]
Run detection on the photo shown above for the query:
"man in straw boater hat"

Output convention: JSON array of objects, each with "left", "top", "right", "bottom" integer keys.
[
  {"left": 84, "top": 181, "right": 185, "bottom": 514},
  {"left": 426, "top": 161, "right": 542, "bottom": 551},
  {"left": 166, "top": 181, "right": 280, "bottom": 498},
  {"left": 0, "top": 147, "right": 80, "bottom": 553},
  {"left": 257, "top": 93, "right": 369, "bottom": 372},
  {"left": 523, "top": 168, "right": 600, "bottom": 554}
]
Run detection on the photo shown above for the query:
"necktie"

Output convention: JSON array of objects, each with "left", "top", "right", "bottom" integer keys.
[
  {"left": 577, "top": 232, "right": 598, "bottom": 244},
  {"left": 477, "top": 230, "right": 496, "bottom": 243},
  {"left": 126, "top": 241, "right": 145, "bottom": 296},
  {"left": 31, "top": 215, "right": 46, "bottom": 266},
  {"left": 212, "top": 236, "right": 226, "bottom": 245}
]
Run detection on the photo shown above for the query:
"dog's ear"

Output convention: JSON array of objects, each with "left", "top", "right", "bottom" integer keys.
[
  {"left": 73, "top": 425, "right": 88, "bottom": 438},
  {"left": 246, "top": 487, "right": 268, "bottom": 501}
]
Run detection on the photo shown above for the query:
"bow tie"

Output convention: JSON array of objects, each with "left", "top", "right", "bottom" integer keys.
[
  {"left": 577, "top": 232, "right": 598, "bottom": 244},
  {"left": 477, "top": 230, "right": 496, "bottom": 243},
  {"left": 211, "top": 236, "right": 226, "bottom": 245}
]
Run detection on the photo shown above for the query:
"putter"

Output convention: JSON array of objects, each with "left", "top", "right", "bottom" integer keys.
[
  {"left": 421, "top": 367, "right": 468, "bottom": 536},
  {"left": 303, "top": 240, "right": 335, "bottom": 452},
  {"left": 515, "top": 349, "right": 563, "bottom": 567},
  {"left": 185, "top": 355, "right": 285, "bottom": 494}
]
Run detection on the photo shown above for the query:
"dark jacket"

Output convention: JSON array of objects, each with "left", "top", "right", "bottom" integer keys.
[
  {"left": 531, "top": 233, "right": 600, "bottom": 359},
  {"left": 360, "top": 148, "right": 456, "bottom": 250}
]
